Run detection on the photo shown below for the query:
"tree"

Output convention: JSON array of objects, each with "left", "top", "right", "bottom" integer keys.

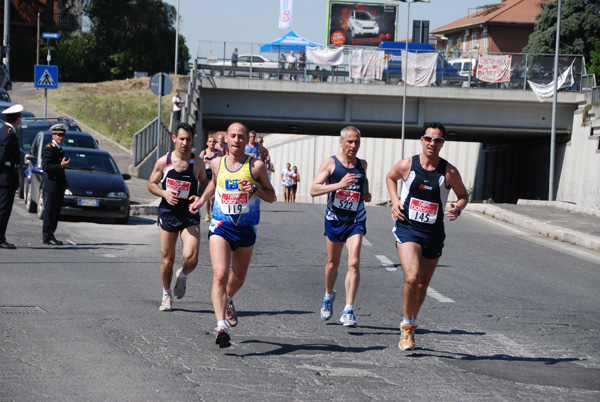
[
  {"left": 83, "top": 0, "right": 189, "bottom": 80},
  {"left": 523, "top": 0, "right": 600, "bottom": 63},
  {"left": 589, "top": 40, "right": 600, "bottom": 77}
]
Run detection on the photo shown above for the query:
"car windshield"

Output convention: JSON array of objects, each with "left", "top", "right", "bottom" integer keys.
[
  {"left": 0, "top": 93, "right": 10, "bottom": 102},
  {"left": 64, "top": 151, "right": 119, "bottom": 174},
  {"left": 20, "top": 128, "right": 44, "bottom": 151},
  {"left": 62, "top": 135, "right": 98, "bottom": 149},
  {"left": 356, "top": 11, "right": 374, "bottom": 21}
]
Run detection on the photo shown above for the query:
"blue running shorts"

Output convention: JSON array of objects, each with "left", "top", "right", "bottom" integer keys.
[
  {"left": 158, "top": 206, "right": 200, "bottom": 233},
  {"left": 208, "top": 220, "right": 257, "bottom": 251},
  {"left": 392, "top": 222, "right": 445, "bottom": 259},
  {"left": 324, "top": 218, "right": 366, "bottom": 243}
]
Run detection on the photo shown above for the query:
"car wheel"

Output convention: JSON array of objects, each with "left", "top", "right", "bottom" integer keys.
[
  {"left": 6, "top": 82, "right": 11, "bottom": 91},
  {"left": 388, "top": 77, "right": 400, "bottom": 85},
  {"left": 212, "top": 70, "right": 222, "bottom": 78},
  {"left": 114, "top": 209, "right": 130, "bottom": 225},
  {"left": 25, "top": 183, "right": 36, "bottom": 213},
  {"left": 260, "top": 73, "right": 271, "bottom": 80},
  {"left": 36, "top": 192, "right": 44, "bottom": 220}
]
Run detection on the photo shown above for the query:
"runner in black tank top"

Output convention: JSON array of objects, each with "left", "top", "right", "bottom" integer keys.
[{"left": 386, "top": 122, "right": 469, "bottom": 352}]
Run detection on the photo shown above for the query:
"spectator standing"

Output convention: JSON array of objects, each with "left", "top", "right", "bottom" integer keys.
[
  {"left": 298, "top": 51, "right": 307, "bottom": 81},
  {"left": 0, "top": 105, "right": 22, "bottom": 249},
  {"left": 231, "top": 48, "right": 239, "bottom": 77},
  {"left": 290, "top": 165, "right": 300, "bottom": 202},
  {"left": 244, "top": 130, "right": 260, "bottom": 159},
  {"left": 279, "top": 52, "right": 286, "bottom": 79},
  {"left": 281, "top": 162, "right": 294, "bottom": 202},
  {"left": 256, "top": 135, "right": 269, "bottom": 161},
  {"left": 172, "top": 91, "right": 183, "bottom": 122},
  {"left": 287, "top": 51, "right": 297, "bottom": 80},
  {"left": 265, "top": 155, "right": 275, "bottom": 182},
  {"left": 41, "top": 123, "right": 70, "bottom": 245}
]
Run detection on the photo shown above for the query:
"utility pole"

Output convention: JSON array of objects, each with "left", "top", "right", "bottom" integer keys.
[
  {"left": 174, "top": 0, "right": 179, "bottom": 75},
  {"left": 3, "top": 0, "right": 9, "bottom": 72}
]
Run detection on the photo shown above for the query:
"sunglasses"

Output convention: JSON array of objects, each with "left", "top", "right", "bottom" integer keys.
[
  {"left": 422, "top": 135, "right": 445, "bottom": 145},
  {"left": 54, "top": 132, "right": 66, "bottom": 137}
]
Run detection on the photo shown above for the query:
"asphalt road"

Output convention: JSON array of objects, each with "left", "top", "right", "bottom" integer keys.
[{"left": 1, "top": 200, "right": 599, "bottom": 401}]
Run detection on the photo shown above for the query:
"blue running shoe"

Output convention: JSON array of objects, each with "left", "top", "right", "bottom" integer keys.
[
  {"left": 340, "top": 310, "right": 357, "bottom": 327},
  {"left": 320, "top": 290, "right": 336, "bottom": 320}
]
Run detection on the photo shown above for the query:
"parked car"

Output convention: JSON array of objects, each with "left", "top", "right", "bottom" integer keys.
[
  {"left": 25, "top": 146, "right": 130, "bottom": 224},
  {"left": 205, "top": 54, "right": 278, "bottom": 79},
  {"left": 24, "top": 130, "right": 99, "bottom": 212},
  {"left": 348, "top": 10, "right": 379, "bottom": 38},
  {"left": 16, "top": 118, "right": 82, "bottom": 199},
  {"left": 0, "top": 101, "right": 34, "bottom": 120},
  {"left": 449, "top": 58, "right": 476, "bottom": 78},
  {"left": 0, "top": 64, "right": 11, "bottom": 90}
]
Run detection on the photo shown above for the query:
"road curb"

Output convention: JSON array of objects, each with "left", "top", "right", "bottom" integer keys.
[{"left": 466, "top": 203, "right": 600, "bottom": 252}]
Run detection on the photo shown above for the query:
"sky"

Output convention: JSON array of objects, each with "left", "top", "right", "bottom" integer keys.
[{"left": 163, "top": 0, "right": 486, "bottom": 57}]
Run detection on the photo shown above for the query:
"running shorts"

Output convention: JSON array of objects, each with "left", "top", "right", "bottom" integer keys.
[
  {"left": 208, "top": 219, "right": 257, "bottom": 250},
  {"left": 158, "top": 206, "right": 200, "bottom": 232},
  {"left": 324, "top": 218, "right": 366, "bottom": 243},
  {"left": 392, "top": 222, "right": 445, "bottom": 259}
]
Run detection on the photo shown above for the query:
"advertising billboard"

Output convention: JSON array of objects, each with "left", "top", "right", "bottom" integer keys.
[{"left": 327, "top": 1, "right": 399, "bottom": 48}]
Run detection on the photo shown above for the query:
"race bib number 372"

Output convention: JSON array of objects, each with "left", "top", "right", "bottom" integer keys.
[
  {"left": 220, "top": 192, "right": 249, "bottom": 215},
  {"left": 408, "top": 197, "right": 439, "bottom": 224}
]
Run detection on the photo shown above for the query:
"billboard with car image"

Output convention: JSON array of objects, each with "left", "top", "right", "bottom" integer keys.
[{"left": 327, "top": 1, "right": 398, "bottom": 47}]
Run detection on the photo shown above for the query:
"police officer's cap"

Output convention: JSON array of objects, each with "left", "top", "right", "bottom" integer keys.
[
  {"left": 51, "top": 124, "right": 67, "bottom": 134},
  {"left": 2, "top": 104, "right": 23, "bottom": 115}
]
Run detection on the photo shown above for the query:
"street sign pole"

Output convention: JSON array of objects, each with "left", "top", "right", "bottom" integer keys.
[
  {"left": 149, "top": 72, "right": 173, "bottom": 161},
  {"left": 157, "top": 74, "right": 163, "bottom": 161}
]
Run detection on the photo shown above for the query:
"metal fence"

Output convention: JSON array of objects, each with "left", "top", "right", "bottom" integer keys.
[
  {"left": 192, "top": 40, "right": 593, "bottom": 92},
  {"left": 132, "top": 118, "right": 171, "bottom": 166}
]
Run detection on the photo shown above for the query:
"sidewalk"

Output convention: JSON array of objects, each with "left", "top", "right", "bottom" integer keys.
[{"left": 10, "top": 83, "right": 600, "bottom": 252}]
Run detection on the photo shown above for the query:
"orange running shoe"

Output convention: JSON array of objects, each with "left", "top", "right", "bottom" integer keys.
[{"left": 399, "top": 324, "right": 418, "bottom": 351}]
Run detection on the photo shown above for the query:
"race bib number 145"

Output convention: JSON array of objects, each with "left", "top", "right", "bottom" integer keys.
[{"left": 408, "top": 197, "right": 439, "bottom": 224}]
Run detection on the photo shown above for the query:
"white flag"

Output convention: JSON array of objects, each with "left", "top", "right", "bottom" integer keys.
[
  {"left": 279, "top": 0, "right": 292, "bottom": 29},
  {"left": 528, "top": 62, "right": 574, "bottom": 102}
]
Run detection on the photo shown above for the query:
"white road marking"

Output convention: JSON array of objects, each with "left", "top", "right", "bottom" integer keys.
[
  {"left": 374, "top": 254, "right": 397, "bottom": 271},
  {"left": 489, "top": 333, "right": 530, "bottom": 356},
  {"left": 362, "top": 238, "right": 372, "bottom": 246},
  {"left": 427, "top": 287, "right": 455, "bottom": 303}
]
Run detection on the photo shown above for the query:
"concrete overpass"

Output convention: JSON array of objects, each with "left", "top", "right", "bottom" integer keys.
[{"left": 190, "top": 76, "right": 586, "bottom": 143}]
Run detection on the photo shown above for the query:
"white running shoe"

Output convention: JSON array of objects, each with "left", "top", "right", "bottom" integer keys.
[
  {"left": 159, "top": 294, "right": 172, "bottom": 311},
  {"left": 173, "top": 268, "right": 187, "bottom": 299}
]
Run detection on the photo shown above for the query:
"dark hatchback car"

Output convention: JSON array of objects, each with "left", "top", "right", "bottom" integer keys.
[
  {"left": 16, "top": 117, "right": 81, "bottom": 198},
  {"left": 26, "top": 147, "right": 131, "bottom": 224}
]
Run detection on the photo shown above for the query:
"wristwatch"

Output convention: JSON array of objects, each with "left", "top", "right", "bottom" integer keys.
[{"left": 251, "top": 184, "right": 259, "bottom": 194}]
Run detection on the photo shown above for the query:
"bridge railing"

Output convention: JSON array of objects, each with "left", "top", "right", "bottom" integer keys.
[
  {"left": 192, "top": 40, "right": 589, "bottom": 92},
  {"left": 132, "top": 117, "right": 172, "bottom": 166}
]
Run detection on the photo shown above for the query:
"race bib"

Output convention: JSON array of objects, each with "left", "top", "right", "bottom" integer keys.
[
  {"left": 166, "top": 178, "right": 191, "bottom": 199},
  {"left": 333, "top": 190, "right": 360, "bottom": 211},
  {"left": 408, "top": 197, "right": 439, "bottom": 224},
  {"left": 220, "top": 192, "right": 249, "bottom": 215}
]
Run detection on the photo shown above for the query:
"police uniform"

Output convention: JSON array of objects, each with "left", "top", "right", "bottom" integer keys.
[
  {"left": 42, "top": 124, "right": 69, "bottom": 245},
  {"left": 324, "top": 155, "right": 367, "bottom": 242},
  {"left": 0, "top": 105, "right": 23, "bottom": 248},
  {"left": 209, "top": 155, "right": 260, "bottom": 250},
  {"left": 393, "top": 154, "right": 450, "bottom": 259},
  {"left": 157, "top": 152, "right": 200, "bottom": 232}
]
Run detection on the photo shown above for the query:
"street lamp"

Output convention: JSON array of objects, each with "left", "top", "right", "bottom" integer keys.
[
  {"left": 549, "top": 0, "right": 562, "bottom": 201},
  {"left": 174, "top": 0, "right": 179, "bottom": 74},
  {"left": 397, "top": 0, "right": 430, "bottom": 160}
]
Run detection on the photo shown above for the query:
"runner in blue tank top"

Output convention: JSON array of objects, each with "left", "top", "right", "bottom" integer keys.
[
  {"left": 148, "top": 123, "right": 207, "bottom": 312},
  {"left": 386, "top": 122, "right": 469, "bottom": 352},
  {"left": 311, "top": 126, "right": 371, "bottom": 328}
]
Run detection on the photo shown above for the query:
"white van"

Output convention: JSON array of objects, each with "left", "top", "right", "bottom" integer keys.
[{"left": 449, "top": 58, "right": 476, "bottom": 78}]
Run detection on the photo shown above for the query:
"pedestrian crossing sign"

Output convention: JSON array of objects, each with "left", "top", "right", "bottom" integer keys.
[{"left": 34, "top": 65, "right": 59, "bottom": 89}]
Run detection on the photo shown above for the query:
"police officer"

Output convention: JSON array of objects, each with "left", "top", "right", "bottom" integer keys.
[
  {"left": 0, "top": 104, "right": 23, "bottom": 249},
  {"left": 41, "top": 124, "right": 70, "bottom": 245}
]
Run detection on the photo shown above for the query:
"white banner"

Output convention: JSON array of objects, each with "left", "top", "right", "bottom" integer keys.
[
  {"left": 279, "top": 0, "right": 292, "bottom": 29},
  {"left": 306, "top": 46, "right": 344, "bottom": 67},
  {"left": 401, "top": 51, "right": 437, "bottom": 86},
  {"left": 476, "top": 54, "right": 512, "bottom": 83},
  {"left": 528, "top": 62, "right": 574, "bottom": 102},
  {"left": 349, "top": 49, "right": 386, "bottom": 80}
]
